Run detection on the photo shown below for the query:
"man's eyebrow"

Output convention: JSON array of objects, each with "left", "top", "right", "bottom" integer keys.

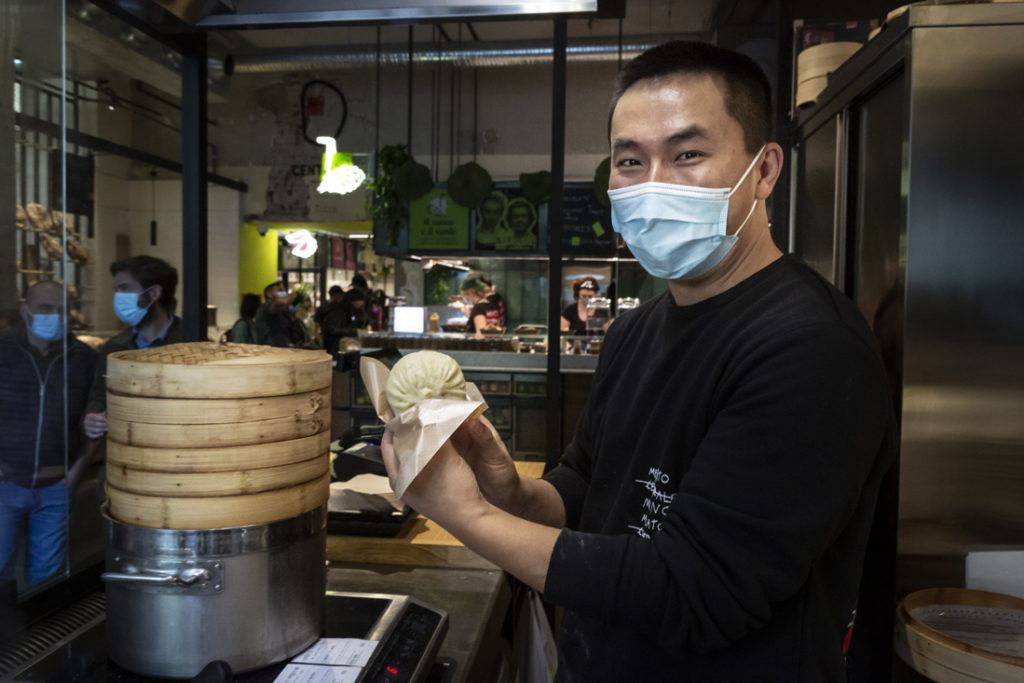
[
  {"left": 667, "top": 125, "right": 711, "bottom": 145},
  {"left": 610, "top": 138, "right": 639, "bottom": 155},
  {"left": 611, "top": 125, "right": 711, "bottom": 154}
]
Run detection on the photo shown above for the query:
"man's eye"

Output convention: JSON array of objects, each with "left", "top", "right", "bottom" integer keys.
[
  {"left": 615, "top": 158, "right": 641, "bottom": 168},
  {"left": 677, "top": 151, "right": 702, "bottom": 161}
]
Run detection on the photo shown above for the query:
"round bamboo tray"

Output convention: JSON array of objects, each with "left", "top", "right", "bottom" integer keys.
[
  {"left": 796, "top": 41, "right": 862, "bottom": 81},
  {"left": 105, "top": 431, "right": 331, "bottom": 473},
  {"left": 106, "top": 387, "right": 330, "bottom": 425},
  {"left": 796, "top": 75, "right": 828, "bottom": 107},
  {"left": 106, "top": 472, "right": 331, "bottom": 529},
  {"left": 899, "top": 587, "right": 1024, "bottom": 683},
  {"left": 107, "top": 404, "right": 329, "bottom": 448},
  {"left": 106, "top": 453, "right": 329, "bottom": 497},
  {"left": 106, "top": 342, "right": 331, "bottom": 399}
]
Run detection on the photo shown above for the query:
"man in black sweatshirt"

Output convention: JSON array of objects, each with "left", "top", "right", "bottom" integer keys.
[{"left": 382, "top": 41, "right": 896, "bottom": 682}]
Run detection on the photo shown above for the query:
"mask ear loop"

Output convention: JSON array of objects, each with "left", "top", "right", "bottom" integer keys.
[
  {"left": 136, "top": 286, "right": 157, "bottom": 310},
  {"left": 728, "top": 144, "right": 768, "bottom": 196},
  {"left": 732, "top": 198, "right": 760, "bottom": 237}
]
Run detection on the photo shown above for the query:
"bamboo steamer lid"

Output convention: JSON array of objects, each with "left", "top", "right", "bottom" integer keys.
[
  {"left": 105, "top": 342, "right": 331, "bottom": 399},
  {"left": 899, "top": 587, "right": 1024, "bottom": 682},
  {"left": 106, "top": 472, "right": 331, "bottom": 529},
  {"left": 106, "top": 387, "right": 329, "bottom": 425},
  {"left": 796, "top": 41, "right": 862, "bottom": 83},
  {"left": 105, "top": 431, "right": 331, "bottom": 473},
  {"left": 106, "top": 453, "right": 329, "bottom": 497},
  {"left": 796, "top": 75, "right": 829, "bottom": 107}
]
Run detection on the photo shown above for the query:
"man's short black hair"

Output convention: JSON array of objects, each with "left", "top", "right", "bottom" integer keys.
[
  {"left": 110, "top": 255, "right": 178, "bottom": 313},
  {"left": 263, "top": 281, "right": 283, "bottom": 299},
  {"left": 350, "top": 274, "right": 368, "bottom": 291},
  {"left": 329, "top": 285, "right": 343, "bottom": 297},
  {"left": 609, "top": 41, "right": 773, "bottom": 154}
]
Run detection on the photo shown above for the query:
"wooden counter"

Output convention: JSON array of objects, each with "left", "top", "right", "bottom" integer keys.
[{"left": 326, "top": 461, "right": 545, "bottom": 569}]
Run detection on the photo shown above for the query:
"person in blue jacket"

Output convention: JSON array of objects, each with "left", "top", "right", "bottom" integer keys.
[{"left": 0, "top": 280, "right": 96, "bottom": 588}]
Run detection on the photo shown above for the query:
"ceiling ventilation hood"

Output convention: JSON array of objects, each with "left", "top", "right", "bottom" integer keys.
[{"left": 149, "top": 0, "right": 613, "bottom": 28}]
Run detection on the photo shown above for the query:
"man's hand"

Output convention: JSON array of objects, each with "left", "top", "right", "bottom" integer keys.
[
  {"left": 450, "top": 417, "right": 524, "bottom": 515},
  {"left": 83, "top": 411, "right": 107, "bottom": 439},
  {"left": 381, "top": 430, "right": 491, "bottom": 530},
  {"left": 381, "top": 423, "right": 561, "bottom": 592}
]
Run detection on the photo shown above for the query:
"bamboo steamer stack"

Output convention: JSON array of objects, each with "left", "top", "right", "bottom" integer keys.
[
  {"left": 795, "top": 41, "right": 863, "bottom": 108},
  {"left": 104, "top": 342, "right": 333, "bottom": 529}
]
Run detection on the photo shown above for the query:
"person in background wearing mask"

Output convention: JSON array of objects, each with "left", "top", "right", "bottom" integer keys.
[
  {"left": 459, "top": 275, "right": 500, "bottom": 338},
  {"left": 381, "top": 41, "right": 896, "bottom": 682},
  {"left": 560, "top": 276, "right": 599, "bottom": 336},
  {"left": 254, "top": 281, "right": 299, "bottom": 348},
  {"left": 0, "top": 281, "right": 97, "bottom": 588},
  {"left": 83, "top": 255, "right": 181, "bottom": 439}
]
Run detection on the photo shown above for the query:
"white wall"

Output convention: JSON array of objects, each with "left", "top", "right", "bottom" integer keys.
[{"left": 90, "top": 171, "right": 241, "bottom": 337}]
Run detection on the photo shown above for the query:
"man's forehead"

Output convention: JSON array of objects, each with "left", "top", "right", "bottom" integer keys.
[
  {"left": 27, "top": 284, "right": 63, "bottom": 307},
  {"left": 114, "top": 271, "right": 142, "bottom": 286},
  {"left": 611, "top": 71, "right": 731, "bottom": 137}
]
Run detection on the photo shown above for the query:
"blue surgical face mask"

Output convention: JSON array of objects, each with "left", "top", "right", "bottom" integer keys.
[
  {"left": 30, "top": 313, "right": 63, "bottom": 342},
  {"left": 608, "top": 145, "right": 765, "bottom": 280},
  {"left": 114, "top": 289, "right": 153, "bottom": 326},
  {"left": 276, "top": 290, "right": 288, "bottom": 298}
]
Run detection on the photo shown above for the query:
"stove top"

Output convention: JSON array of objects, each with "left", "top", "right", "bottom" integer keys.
[{"left": 12, "top": 591, "right": 451, "bottom": 683}]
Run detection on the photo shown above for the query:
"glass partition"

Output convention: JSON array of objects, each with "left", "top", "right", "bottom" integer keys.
[{"left": 3, "top": 0, "right": 192, "bottom": 613}]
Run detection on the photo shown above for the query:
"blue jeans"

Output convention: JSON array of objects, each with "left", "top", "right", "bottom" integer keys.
[{"left": 0, "top": 480, "right": 70, "bottom": 586}]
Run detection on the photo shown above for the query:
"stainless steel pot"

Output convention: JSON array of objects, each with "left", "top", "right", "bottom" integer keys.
[{"left": 102, "top": 505, "right": 326, "bottom": 678}]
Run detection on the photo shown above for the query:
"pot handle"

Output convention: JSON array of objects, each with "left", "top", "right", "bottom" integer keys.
[{"left": 102, "top": 567, "right": 210, "bottom": 586}]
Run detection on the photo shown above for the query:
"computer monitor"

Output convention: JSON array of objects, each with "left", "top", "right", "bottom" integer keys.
[{"left": 392, "top": 306, "right": 425, "bottom": 334}]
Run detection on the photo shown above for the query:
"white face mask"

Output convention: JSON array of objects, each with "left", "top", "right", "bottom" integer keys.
[{"left": 608, "top": 145, "right": 765, "bottom": 280}]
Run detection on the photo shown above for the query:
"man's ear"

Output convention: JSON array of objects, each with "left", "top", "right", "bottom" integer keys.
[
  {"left": 754, "top": 143, "right": 785, "bottom": 201},
  {"left": 142, "top": 284, "right": 163, "bottom": 309}
]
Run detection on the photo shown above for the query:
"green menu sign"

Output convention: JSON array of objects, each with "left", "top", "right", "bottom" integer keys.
[{"left": 408, "top": 188, "right": 470, "bottom": 251}]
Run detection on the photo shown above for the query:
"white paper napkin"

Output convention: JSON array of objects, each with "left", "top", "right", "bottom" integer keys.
[{"left": 359, "top": 356, "right": 487, "bottom": 496}]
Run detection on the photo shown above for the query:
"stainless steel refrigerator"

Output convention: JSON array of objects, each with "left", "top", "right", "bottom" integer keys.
[{"left": 789, "top": 3, "right": 1024, "bottom": 680}]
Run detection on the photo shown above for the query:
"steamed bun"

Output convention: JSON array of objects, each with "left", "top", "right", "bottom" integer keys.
[{"left": 386, "top": 350, "right": 467, "bottom": 415}]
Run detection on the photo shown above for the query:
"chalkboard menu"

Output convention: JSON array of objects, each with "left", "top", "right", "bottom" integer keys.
[{"left": 560, "top": 184, "right": 616, "bottom": 256}]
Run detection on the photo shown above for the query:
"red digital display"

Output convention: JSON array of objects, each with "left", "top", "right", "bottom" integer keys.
[{"left": 386, "top": 665, "right": 398, "bottom": 674}]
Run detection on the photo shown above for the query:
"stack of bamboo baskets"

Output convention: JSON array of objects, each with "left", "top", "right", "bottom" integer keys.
[
  {"left": 104, "top": 342, "right": 333, "bottom": 529},
  {"left": 795, "top": 41, "right": 863, "bottom": 108}
]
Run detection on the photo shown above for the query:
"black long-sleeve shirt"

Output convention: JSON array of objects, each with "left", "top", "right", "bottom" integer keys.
[{"left": 543, "top": 256, "right": 896, "bottom": 682}]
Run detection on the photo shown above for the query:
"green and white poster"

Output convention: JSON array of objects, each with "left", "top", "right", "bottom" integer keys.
[{"left": 409, "top": 188, "right": 470, "bottom": 250}]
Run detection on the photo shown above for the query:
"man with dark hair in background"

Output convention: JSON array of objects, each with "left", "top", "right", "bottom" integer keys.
[
  {"left": 382, "top": 41, "right": 896, "bottom": 682},
  {"left": 1, "top": 281, "right": 96, "bottom": 588},
  {"left": 83, "top": 255, "right": 181, "bottom": 439},
  {"left": 314, "top": 285, "right": 346, "bottom": 355},
  {"left": 255, "top": 281, "right": 300, "bottom": 348}
]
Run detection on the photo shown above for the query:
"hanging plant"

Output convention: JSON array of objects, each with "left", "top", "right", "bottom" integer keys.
[
  {"left": 593, "top": 156, "right": 611, "bottom": 208},
  {"left": 519, "top": 170, "right": 551, "bottom": 206},
  {"left": 446, "top": 162, "right": 493, "bottom": 208},
  {"left": 393, "top": 160, "right": 433, "bottom": 201},
  {"left": 366, "top": 144, "right": 433, "bottom": 246}
]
